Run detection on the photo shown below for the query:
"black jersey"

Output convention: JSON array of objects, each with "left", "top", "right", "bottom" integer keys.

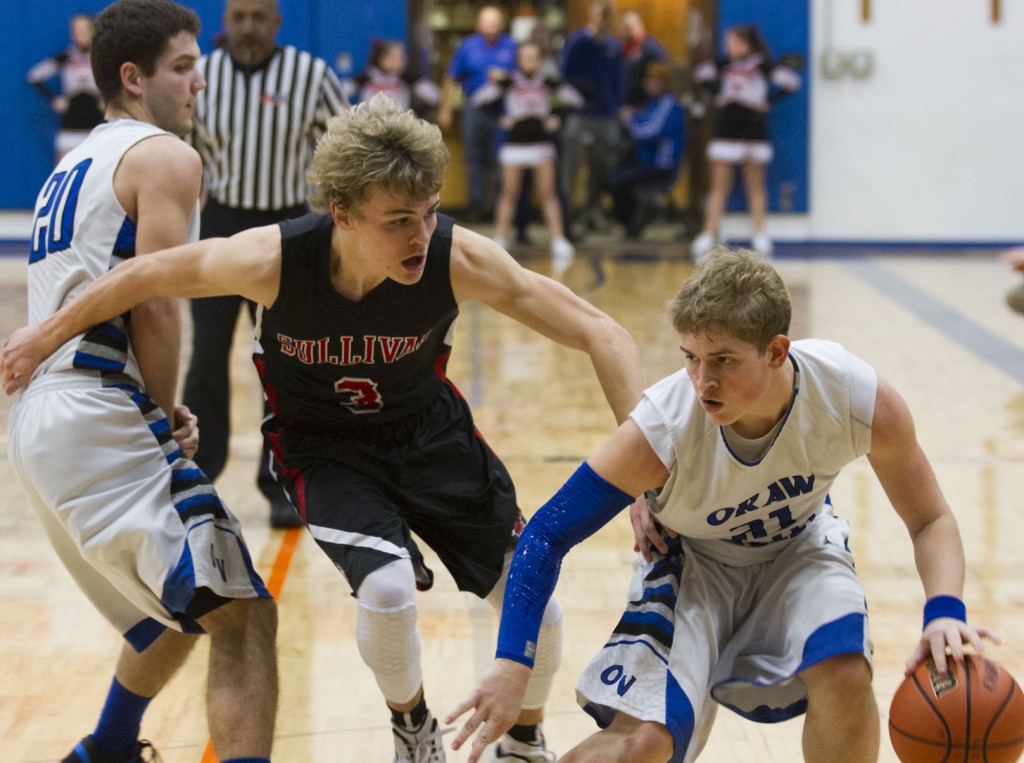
[
  {"left": 256, "top": 212, "right": 458, "bottom": 436},
  {"left": 693, "top": 54, "right": 800, "bottom": 142}
]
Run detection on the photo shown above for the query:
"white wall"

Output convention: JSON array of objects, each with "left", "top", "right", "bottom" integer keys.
[{"left": 808, "top": 0, "right": 1024, "bottom": 242}]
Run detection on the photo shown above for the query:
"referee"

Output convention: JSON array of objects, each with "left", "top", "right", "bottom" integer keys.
[{"left": 187, "top": 0, "right": 347, "bottom": 528}]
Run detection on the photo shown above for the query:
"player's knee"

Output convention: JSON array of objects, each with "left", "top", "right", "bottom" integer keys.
[
  {"left": 590, "top": 718, "right": 674, "bottom": 763},
  {"left": 357, "top": 559, "right": 417, "bottom": 610},
  {"left": 201, "top": 595, "right": 278, "bottom": 646},
  {"left": 804, "top": 653, "right": 873, "bottom": 703}
]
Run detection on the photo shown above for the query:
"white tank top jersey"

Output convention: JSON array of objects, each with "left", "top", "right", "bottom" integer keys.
[
  {"left": 632, "top": 339, "right": 877, "bottom": 566},
  {"left": 26, "top": 119, "right": 199, "bottom": 387}
]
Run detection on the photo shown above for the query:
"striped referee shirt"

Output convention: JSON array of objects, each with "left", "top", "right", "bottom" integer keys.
[{"left": 191, "top": 45, "right": 347, "bottom": 211}]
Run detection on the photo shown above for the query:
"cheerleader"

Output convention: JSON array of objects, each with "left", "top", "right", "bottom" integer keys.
[
  {"left": 691, "top": 25, "right": 800, "bottom": 259},
  {"left": 483, "top": 42, "right": 582, "bottom": 278}
]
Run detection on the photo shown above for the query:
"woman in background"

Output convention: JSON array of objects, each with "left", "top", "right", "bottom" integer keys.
[
  {"left": 26, "top": 13, "right": 104, "bottom": 163},
  {"left": 690, "top": 24, "right": 800, "bottom": 259},
  {"left": 484, "top": 41, "right": 582, "bottom": 279},
  {"left": 342, "top": 39, "right": 440, "bottom": 120}
]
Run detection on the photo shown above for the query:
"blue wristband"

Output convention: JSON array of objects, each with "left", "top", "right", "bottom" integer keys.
[{"left": 923, "top": 595, "right": 966, "bottom": 628}]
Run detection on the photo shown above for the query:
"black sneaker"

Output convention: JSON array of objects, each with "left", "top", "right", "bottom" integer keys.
[{"left": 62, "top": 736, "right": 160, "bottom": 762}]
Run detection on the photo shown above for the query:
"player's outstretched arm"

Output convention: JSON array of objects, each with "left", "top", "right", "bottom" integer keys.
[
  {"left": 446, "top": 421, "right": 668, "bottom": 761},
  {"left": 867, "top": 376, "right": 1000, "bottom": 674},
  {"left": 1, "top": 225, "right": 282, "bottom": 395},
  {"left": 450, "top": 225, "right": 646, "bottom": 425}
]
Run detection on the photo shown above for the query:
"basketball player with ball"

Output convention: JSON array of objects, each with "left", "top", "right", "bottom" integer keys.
[{"left": 448, "top": 247, "right": 1003, "bottom": 763}]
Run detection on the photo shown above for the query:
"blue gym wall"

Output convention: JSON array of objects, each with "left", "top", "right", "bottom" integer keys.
[
  {"left": 0, "top": 0, "right": 405, "bottom": 210},
  {"left": 719, "top": 0, "right": 810, "bottom": 213}
]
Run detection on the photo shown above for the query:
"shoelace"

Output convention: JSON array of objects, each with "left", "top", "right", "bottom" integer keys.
[{"left": 411, "top": 724, "right": 454, "bottom": 763}]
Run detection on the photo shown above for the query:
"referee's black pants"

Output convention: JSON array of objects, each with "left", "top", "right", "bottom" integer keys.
[{"left": 182, "top": 199, "right": 308, "bottom": 502}]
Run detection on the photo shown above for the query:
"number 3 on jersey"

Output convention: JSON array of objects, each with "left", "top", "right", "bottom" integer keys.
[
  {"left": 30, "top": 158, "right": 92, "bottom": 263},
  {"left": 336, "top": 377, "right": 383, "bottom": 414}
]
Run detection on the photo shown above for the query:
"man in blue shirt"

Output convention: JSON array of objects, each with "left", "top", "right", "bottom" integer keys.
[
  {"left": 608, "top": 62, "right": 684, "bottom": 239},
  {"left": 438, "top": 5, "right": 517, "bottom": 223},
  {"left": 559, "top": 0, "right": 625, "bottom": 233}
]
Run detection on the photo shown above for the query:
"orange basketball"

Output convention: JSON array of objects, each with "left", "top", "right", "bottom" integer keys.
[{"left": 889, "top": 654, "right": 1024, "bottom": 762}]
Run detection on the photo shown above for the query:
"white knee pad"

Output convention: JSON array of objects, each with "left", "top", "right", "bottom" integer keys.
[
  {"left": 356, "top": 561, "right": 422, "bottom": 704},
  {"left": 486, "top": 552, "right": 564, "bottom": 709}
]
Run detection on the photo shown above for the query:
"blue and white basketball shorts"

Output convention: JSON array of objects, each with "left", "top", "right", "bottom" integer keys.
[
  {"left": 575, "top": 512, "right": 872, "bottom": 763},
  {"left": 8, "top": 372, "right": 270, "bottom": 652}
]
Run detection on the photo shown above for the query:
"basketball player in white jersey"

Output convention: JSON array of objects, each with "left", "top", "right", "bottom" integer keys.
[
  {"left": 446, "top": 248, "right": 997, "bottom": 763},
  {"left": 5, "top": 2, "right": 277, "bottom": 761}
]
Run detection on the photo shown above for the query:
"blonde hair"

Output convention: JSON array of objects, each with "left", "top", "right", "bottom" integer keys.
[
  {"left": 308, "top": 93, "right": 449, "bottom": 214},
  {"left": 667, "top": 246, "right": 791, "bottom": 352}
]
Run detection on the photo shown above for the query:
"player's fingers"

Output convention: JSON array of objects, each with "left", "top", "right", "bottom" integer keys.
[
  {"left": 905, "top": 640, "right": 928, "bottom": 676},
  {"left": 444, "top": 695, "right": 478, "bottom": 726},
  {"left": 945, "top": 631, "right": 965, "bottom": 664},
  {"left": 647, "top": 529, "right": 669, "bottom": 555},
  {"left": 930, "top": 634, "right": 949, "bottom": 674},
  {"left": 468, "top": 731, "right": 492, "bottom": 763},
  {"left": 976, "top": 626, "right": 1002, "bottom": 646},
  {"left": 448, "top": 708, "right": 485, "bottom": 749}
]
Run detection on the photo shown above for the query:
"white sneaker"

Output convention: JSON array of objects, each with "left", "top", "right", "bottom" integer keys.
[
  {"left": 493, "top": 236, "right": 509, "bottom": 251},
  {"left": 392, "top": 711, "right": 452, "bottom": 763},
  {"left": 494, "top": 729, "right": 557, "bottom": 762},
  {"left": 550, "top": 237, "right": 575, "bottom": 276},
  {"left": 690, "top": 231, "right": 716, "bottom": 262},
  {"left": 752, "top": 233, "right": 774, "bottom": 258}
]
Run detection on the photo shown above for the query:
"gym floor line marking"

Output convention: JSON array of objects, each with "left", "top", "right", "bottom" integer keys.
[
  {"left": 842, "top": 257, "right": 1024, "bottom": 385},
  {"left": 200, "top": 526, "right": 303, "bottom": 763}
]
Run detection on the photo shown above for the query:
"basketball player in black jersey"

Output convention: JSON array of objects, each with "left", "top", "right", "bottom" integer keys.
[{"left": 2, "top": 92, "right": 647, "bottom": 763}]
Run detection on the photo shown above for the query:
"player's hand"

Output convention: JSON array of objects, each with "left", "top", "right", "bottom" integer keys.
[
  {"left": 630, "top": 495, "right": 675, "bottom": 562},
  {"left": 905, "top": 619, "right": 1001, "bottom": 676},
  {"left": 51, "top": 95, "right": 69, "bottom": 114},
  {"left": 1, "top": 326, "right": 48, "bottom": 395},
  {"left": 445, "top": 658, "right": 531, "bottom": 763},
  {"left": 172, "top": 404, "right": 200, "bottom": 459}
]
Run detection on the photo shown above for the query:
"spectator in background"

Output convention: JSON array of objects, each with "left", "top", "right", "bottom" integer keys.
[
  {"left": 483, "top": 41, "right": 582, "bottom": 278},
  {"left": 620, "top": 9, "right": 668, "bottom": 108},
  {"left": 438, "top": 5, "right": 517, "bottom": 223},
  {"left": 342, "top": 39, "right": 440, "bottom": 120},
  {"left": 608, "top": 62, "right": 684, "bottom": 240},
  {"left": 187, "top": 0, "right": 347, "bottom": 529},
  {"left": 690, "top": 24, "right": 801, "bottom": 260},
  {"left": 27, "top": 13, "right": 104, "bottom": 163},
  {"left": 560, "top": 0, "right": 625, "bottom": 234}
]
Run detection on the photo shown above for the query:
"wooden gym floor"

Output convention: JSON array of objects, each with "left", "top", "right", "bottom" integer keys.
[{"left": 0, "top": 229, "right": 1022, "bottom": 762}]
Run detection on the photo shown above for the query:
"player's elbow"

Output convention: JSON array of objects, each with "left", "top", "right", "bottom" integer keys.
[{"left": 582, "top": 314, "right": 637, "bottom": 359}]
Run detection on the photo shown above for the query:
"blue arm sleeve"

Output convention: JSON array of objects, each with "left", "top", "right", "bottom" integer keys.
[{"left": 495, "top": 461, "right": 635, "bottom": 668}]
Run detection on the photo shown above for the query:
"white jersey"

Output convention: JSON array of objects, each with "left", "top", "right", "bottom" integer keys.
[
  {"left": 632, "top": 339, "right": 876, "bottom": 565},
  {"left": 26, "top": 119, "right": 199, "bottom": 387}
]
